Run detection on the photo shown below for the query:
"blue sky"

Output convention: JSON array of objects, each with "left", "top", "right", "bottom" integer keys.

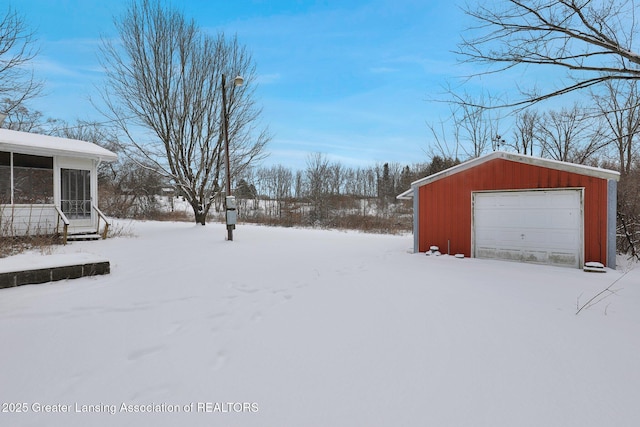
[{"left": 14, "top": 0, "right": 480, "bottom": 169}]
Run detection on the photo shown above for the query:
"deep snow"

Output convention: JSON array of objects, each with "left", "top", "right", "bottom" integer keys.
[{"left": 0, "top": 221, "right": 638, "bottom": 427}]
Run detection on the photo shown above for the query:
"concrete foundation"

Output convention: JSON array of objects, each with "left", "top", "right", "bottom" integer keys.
[{"left": 0, "top": 261, "right": 110, "bottom": 289}]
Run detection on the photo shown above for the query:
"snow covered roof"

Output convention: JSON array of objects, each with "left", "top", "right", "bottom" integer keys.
[
  {"left": 397, "top": 151, "right": 620, "bottom": 200},
  {"left": 0, "top": 128, "right": 117, "bottom": 162}
]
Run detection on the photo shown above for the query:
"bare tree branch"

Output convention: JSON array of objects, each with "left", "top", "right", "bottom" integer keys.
[
  {"left": 0, "top": 5, "right": 42, "bottom": 118},
  {"left": 535, "top": 102, "right": 609, "bottom": 164},
  {"left": 590, "top": 79, "right": 640, "bottom": 177},
  {"left": 458, "top": 0, "right": 640, "bottom": 106}
]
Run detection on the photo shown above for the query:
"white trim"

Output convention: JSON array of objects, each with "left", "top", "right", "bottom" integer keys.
[
  {"left": 59, "top": 163, "right": 95, "bottom": 229},
  {"left": 412, "top": 188, "right": 419, "bottom": 253},
  {"left": 0, "top": 128, "right": 117, "bottom": 162},
  {"left": 396, "top": 187, "right": 413, "bottom": 200}
]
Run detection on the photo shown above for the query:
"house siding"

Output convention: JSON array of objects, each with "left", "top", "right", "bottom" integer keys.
[
  {"left": 417, "top": 158, "right": 610, "bottom": 265},
  {"left": 0, "top": 204, "right": 59, "bottom": 236}
]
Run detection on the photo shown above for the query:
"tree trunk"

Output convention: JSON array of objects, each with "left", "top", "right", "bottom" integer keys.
[
  {"left": 191, "top": 203, "right": 206, "bottom": 225},
  {"left": 195, "top": 213, "right": 206, "bottom": 225}
]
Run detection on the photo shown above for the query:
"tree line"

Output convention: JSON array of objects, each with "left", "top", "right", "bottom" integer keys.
[
  {"left": 88, "top": 148, "right": 459, "bottom": 235},
  {"left": 223, "top": 153, "right": 459, "bottom": 232}
]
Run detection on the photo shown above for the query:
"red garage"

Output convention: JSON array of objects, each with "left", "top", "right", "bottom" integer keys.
[{"left": 397, "top": 151, "right": 620, "bottom": 269}]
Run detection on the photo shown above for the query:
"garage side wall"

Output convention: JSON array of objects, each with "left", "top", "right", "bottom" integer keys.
[{"left": 417, "top": 158, "right": 610, "bottom": 265}]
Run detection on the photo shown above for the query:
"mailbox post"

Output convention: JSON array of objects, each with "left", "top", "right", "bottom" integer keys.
[{"left": 226, "top": 196, "right": 237, "bottom": 241}]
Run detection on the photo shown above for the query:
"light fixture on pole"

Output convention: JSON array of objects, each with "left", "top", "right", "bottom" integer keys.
[{"left": 221, "top": 74, "right": 244, "bottom": 241}]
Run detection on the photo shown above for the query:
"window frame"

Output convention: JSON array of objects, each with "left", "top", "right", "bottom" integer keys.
[{"left": 0, "top": 151, "right": 55, "bottom": 205}]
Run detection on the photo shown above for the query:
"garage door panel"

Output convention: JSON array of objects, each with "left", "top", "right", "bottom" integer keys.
[
  {"left": 521, "top": 249, "right": 549, "bottom": 263},
  {"left": 474, "top": 197, "right": 494, "bottom": 209},
  {"left": 477, "top": 246, "right": 578, "bottom": 266},
  {"left": 547, "top": 192, "right": 579, "bottom": 207},
  {"left": 474, "top": 190, "right": 582, "bottom": 268},
  {"left": 523, "top": 211, "right": 553, "bottom": 228},
  {"left": 549, "top": 251, "right": 578, "bottom": 265},
  {"left": 550, "top": 211, "right": 580, "bottom": 228},
  {"left": 478, "top": 246, "right": 548, "bottom": 263},
  {"left": 524, "top": 232, "right": 554, "bottom": 245},
  {"left": 495, "top": 194, "right": 523, "bottom": 207},
  {"left": 521, "top": 193, "right": 548, "bottom": 207}
]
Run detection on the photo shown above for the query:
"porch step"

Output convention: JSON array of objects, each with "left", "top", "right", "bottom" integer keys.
[{"left": 67, "top": 233, "right": 101, "bottom": 242}]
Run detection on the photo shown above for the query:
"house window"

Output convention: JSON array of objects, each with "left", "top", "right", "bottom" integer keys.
[
  {"left": 12, "top": 153, "right": 54, "bottom": 204},
  {"left": 0, "top": 151, "right": 9, "bottom": 204}
]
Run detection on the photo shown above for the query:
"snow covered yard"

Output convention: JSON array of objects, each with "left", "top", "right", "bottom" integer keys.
[{"left": 0, "top": 221, "right": 638, "bottom": 427}]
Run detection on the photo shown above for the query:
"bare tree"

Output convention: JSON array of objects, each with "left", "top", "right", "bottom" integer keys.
[
  {"left": 453, "top": 93, "right": 504, "bottom": 158},
  {"left": 255, "top": 165, "right": 292, "bottom": 219},
  {"left": 305, "top": 152, "right": 331, "bottom": 223},
  {"left": 616, "top": 163, "right": 640, "bottom": 258},
  {"left": 510, "top": 110, "right": 540, "bottom": 155},
  {"left": 343, "top": 167, "right": 357, "bottom": 196},
  {"left": 426, "top": 119, "right": 461, "bottom": 161},
  {"left": 591, "top": 79, "right": 640, "bottom": 178},
  {"left": 458, "top": 0, "right": 640, "bottom": 106},
  {"left": 0, "top": 100, "right": 48, "bottom": 132},
  {"left": 294, "top": 170, "right": 304, "bottom": 199},
  {"left": 0, "top": 5, "right": 42, "bottom": 118},
  {"left": 99, "top": 0, "right": 269, "bottom": 225},
  {"left": 536, "top": 103, "right": 608, "bottom": 164},
  {"left": 363, "top": 166, "right": 378, "bottom": 198},
  {"left": 328, "top": 162, "right": 345, "bottom": 196}
]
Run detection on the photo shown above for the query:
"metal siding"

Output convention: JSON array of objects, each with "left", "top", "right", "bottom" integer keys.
[
  {"left": 582, "top": 176, "right": 607, "bottom": 264},
  {"left": 417, "top": 158, "right": 610, "bottom": 266}
]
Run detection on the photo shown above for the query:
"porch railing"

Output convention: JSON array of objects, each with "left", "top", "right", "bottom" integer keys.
[
  {"left": 93, "top": 205, "right": 110, "bottom": 240},
  {"left": 54, "top": 205, "right": 70, "bottom": 245}
]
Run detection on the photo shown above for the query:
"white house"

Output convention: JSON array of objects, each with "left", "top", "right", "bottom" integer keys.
[{"left": 0, "top": 128, "right": 117, "bottom": 240}]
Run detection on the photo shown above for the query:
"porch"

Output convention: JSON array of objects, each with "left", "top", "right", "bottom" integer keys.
[
  {"left": 0, "top": 203, "right": 111, "bottom": 243},
  {"left": 0, "top": 128, "right": 117, "bottom": 242}
]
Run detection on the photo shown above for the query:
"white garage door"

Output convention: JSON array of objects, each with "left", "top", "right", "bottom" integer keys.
[{"left": 473, "top": 190, "right": 583, "bottom": 268}]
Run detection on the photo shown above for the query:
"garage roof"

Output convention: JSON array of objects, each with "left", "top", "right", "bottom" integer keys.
[
  {"left": 397, "top": 151, "right": 620, "bottom": 199},
  {"left": 0, "top": 128, "right": 117, "bottom": 162}
]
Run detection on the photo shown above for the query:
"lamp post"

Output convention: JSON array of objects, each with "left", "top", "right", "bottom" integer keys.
[{"left": 221, "top": 73, "right": 244, "bottom": 241}]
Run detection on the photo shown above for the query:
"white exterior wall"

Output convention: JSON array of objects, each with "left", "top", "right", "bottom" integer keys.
[{"left": 0, "top": 204, "right": 60, "bottom": 236}]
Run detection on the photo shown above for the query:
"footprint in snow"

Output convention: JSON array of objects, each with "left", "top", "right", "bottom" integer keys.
[
  {"left": 127, "top": 344, "right": 165, "bottom": 362},
  {"left": 232, "top": 283, "right": 260, "bottom": 294},
  {"left": 211, "top": 351, "right": 226, "bottom": 371}
]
